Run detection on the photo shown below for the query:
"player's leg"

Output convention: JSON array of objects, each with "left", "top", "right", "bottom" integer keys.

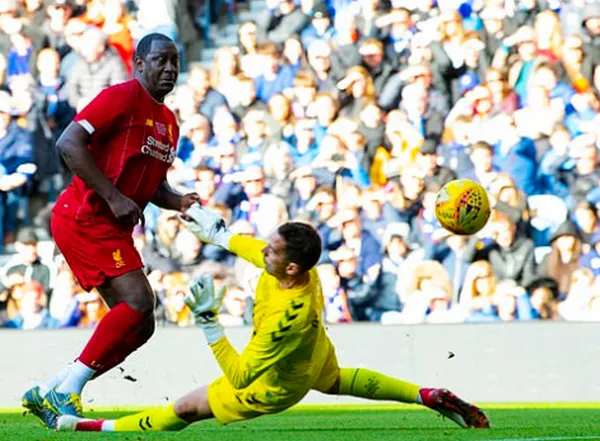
[
  {"left": 44, "top": 270, "right": 156, "bottom": 421},
  {"left": 57, "top": 386, "right": 215, "bottom": 432},
  {"left": 324, "top": 370, "right": 489, "bottom": 428}
]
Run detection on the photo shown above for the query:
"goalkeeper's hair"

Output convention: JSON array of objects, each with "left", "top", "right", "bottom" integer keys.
[{"left": 278, "top": 222, "right": 322, "bottom": 274}]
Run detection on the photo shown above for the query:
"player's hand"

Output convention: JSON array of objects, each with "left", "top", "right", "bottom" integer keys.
[
  {"left": 108, "top": 193, "right": 143, "bottom": 226},
  {"left": 185, "top": 274, "right": 226, "bottom": 344},
  {"left": 180, "top": 193, "right": 201, "bottom": 212},
  {"left": 180, "top": 203, "right": 232, "bottom": 249}
]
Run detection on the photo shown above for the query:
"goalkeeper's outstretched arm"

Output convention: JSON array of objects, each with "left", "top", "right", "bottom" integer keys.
[{"left": 181, "top": 204, "right": 266, "bottom": 268}]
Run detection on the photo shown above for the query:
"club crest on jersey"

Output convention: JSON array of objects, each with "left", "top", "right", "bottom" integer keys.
[
  {"left": 113, "top": 249, "right": 126, "bottom": 268},
  {"left": 145, "top": 119, "right": 153, "bottom": 127},
  {"left": 156, "top": 121, "right": 167, "bottom": 136}
]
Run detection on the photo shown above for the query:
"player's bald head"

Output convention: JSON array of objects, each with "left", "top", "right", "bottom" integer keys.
[{"left": 135, "top": 33, "right": 176, "bottom": 60}]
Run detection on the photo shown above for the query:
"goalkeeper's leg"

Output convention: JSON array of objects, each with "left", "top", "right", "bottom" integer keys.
[
  {"left": 326, "top": 368, "right": 489, "bottom": 429},
  {"left": 57, "top": 386, "right": 213, "bottom": 432}
]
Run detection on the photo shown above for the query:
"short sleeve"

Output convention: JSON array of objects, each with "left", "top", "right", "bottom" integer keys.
[{"left": 74, "top": 85, "right": 132, "bottom": 137}]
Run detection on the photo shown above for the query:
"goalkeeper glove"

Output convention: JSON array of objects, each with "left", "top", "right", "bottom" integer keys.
[
  {"left": 180, "top": 204, "right": 232, "bottom": 250},
  {"left": 184, "top": 274, "right": 226, "bottom": 345}
]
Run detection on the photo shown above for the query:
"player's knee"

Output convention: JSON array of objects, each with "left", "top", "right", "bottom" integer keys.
[
  {"left": 140, "top": 314, "right": 156, "bottom": 341},
  {"left": 124, "top": 288, "right": 156, "bottom": 316}
]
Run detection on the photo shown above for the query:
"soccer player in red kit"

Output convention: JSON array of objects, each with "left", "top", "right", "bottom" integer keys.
[{"left": 21, "top": 33, "right": 199, "bottom": 429}]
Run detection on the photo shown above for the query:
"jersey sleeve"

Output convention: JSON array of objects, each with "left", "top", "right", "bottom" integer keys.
[
  {"left": 210, "top": 308, "right": 303, "bottom": 389},
  {"left": 74, "top": 85, "right": 131, "bottom": 137},
  {"left": 228, "top": 235, "right": 267, "bottom": 269}
]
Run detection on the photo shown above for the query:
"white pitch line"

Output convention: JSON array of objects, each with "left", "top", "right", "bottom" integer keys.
[{"left": 484, "top": 437, "right": 600, "bottom": 441}]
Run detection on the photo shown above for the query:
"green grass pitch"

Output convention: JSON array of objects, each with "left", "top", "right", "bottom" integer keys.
[{"left": 2, "top": 404, "right": 600, "bottom": 441}]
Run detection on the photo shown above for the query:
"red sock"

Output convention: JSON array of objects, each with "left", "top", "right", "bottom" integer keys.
[
  {"left": 78, "top": 302, "right": 146, "bottom": 372},
  {"left": 91, "top": 323, "right": 154, "bottom": 379},
  {"left": 419, "top": 388, "right": 436, "bottom": 407}
]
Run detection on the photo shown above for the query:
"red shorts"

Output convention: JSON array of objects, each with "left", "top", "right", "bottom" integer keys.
[{"left": 51, "top": 213, "right": 143, "bottom": 292}]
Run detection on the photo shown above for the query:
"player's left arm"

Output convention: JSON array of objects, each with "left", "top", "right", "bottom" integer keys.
[
  {"left": 210, "top": 309, "right": 303, "bottom": 389},
  {"left": 151, "top": 178, "right": 200, "bottom": 212}
]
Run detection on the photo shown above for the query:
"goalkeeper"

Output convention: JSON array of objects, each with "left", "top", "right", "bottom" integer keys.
[{"left": 57, "top": 205, "right": 490, "bottom": 432}]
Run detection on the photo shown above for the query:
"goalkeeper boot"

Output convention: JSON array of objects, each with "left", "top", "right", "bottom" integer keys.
[
  {"left": 420, "top": 388, "right": 490, "bottom": 428},
  {"left": 22, "top": 386, "right": 58, "bottom": 429},
  {"left": 42, "top": 387, "right": 84, "bottom": 428}
]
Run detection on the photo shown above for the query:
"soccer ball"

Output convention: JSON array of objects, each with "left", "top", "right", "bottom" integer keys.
[{"left": 435, "top": 179, "right": 491, "bottom": 235}]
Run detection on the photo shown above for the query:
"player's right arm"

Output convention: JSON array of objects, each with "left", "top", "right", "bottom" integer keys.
[{"left": 57, "top": 87, "right": 142, "bottom": 226}]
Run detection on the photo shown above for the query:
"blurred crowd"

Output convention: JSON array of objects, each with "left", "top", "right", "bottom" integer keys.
[{"left": 2, "top": 0, "right": 600, "bottom": 330}]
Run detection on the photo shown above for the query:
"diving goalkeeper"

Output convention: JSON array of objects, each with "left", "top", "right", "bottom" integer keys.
[{"left": 57, "top": 205, "right": 490, "bottom": 432}]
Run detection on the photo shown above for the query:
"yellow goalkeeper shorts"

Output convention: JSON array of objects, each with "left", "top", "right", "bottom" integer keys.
[{"left": 208, "top": 337, "right": 340, "bottom": 424}]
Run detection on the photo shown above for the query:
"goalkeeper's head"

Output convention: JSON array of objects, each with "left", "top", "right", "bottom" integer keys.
[{"left": 268, "top": 222, "right": 322, "bottom": 278}]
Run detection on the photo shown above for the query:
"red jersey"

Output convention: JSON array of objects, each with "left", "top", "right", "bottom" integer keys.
[{"left": 54, "top": 79, "right": 179, "bottom": 227}]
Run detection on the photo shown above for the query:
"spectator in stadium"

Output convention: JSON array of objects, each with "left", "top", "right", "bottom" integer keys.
[
  {"left": 526, "top": 277, "right": 559, "bottom": 320},
  {"left": 430, "top": 9, "right": 467, "bottom": 105},
  {"left": 330, "top": 208, "right": 381, "bottom": 282},
  {"left": 579, "top": 230, "right": 600, "bottom": 277},
  {"left": 547, "top": 134, "right": 600, "bottom": 205},
  {"left": 514, "top": 85, "right": 565, "bottom": 142},
  {"left": 142, "top": 210, "right": 183, "bottom": 274},
  {"left": 306, "top": 40, "right": 342, "bottom": 95},
  {"left": 287, "top": 166, "right": 317, "bottom": 220},
  {"left": 0, "top": 227, "right": 52, "bottom": 297},
  {"left": 484, "top": 68, "right": 519, "bottom": 114},
  {"left": 162, "top": 272, "right": 194, "bottom": 327},
  {"left": 487, "top": 174, "right": 531, "bottom": 235},
  {"left": 253, "top": 42, "right": 296, "bottom": 102},
  {"left": 470, "top": 211, "right": 537, "bottom": 289},
  {"left": 557, "top": 267, "right": 597, "bottom": 320},
  {"left": 316, "top": 263, "right": 352, "bottom": 323},
  {"left": 582, "top": 3, "right": 600, "bottom": 65},
  {"left": 336, "top": 65, "right": 376, "bottom": 120},
  {"left": 42, "top": 0, "right": 75, "bottom": 60},
  {"left": 100, "top": 0, "right": 135, "bottom": 74},
  {"left": 479, "top": 5, "right": 511, "bottom": 62},
  {"left": 388, "top": 260, "right": 454, "bottom": 324},
  {"left": 187, "top": 67, "right": 228, "bottom": 124},
  {"left": 399, "top": 82, "right": 444, "bottom": 144},
  {"left": 74, "top": 291, "right": 108, "bottom": 329},
  {"left": 67, "top": 26, "right": 127, "bottom": 111},
  {"left": 300, "top": 2, "right": 334, "bottom": 48},
  {"left": 560, "top": 34, "right": 593, "bottom": 91},
  {"left": 539, "top": 220, "right": 582, "bottom": 296},
  {"left": 232, "top": 165, "right": 288, "bottom": 238},
  {"left": 358, "top": 38, "right": 394, "bottom": 97},
  {"left": 459, "top": 260, "right": 500, "bottom": 321},
  {"left": 533, "top": 10, "right": 563, "bottom": 61},
  {"left": 256, "top": 0, "right": 309, "bottom": 45},
  {"left": 329, "top": 244, "right": 378, "bottom": 321},
  {"left": 372, "top": 222, "right": 422, "bottom": 319},
  {"left": 416, "top": 139, "right": 455, "bottom": 188},
  {"left": 573, "top": 200, "right": 600, "bottom": 247},
  {"left": 0, "top": 91, "right": 35, "bottom": 247},
  {"left": 376, "top": 7, "right": 413, "bottom": 69},
  {"left": 330, "top": 10, "right": 361, "bottom": 71},
  {"left": 237, "top": 20, "right": 259, "bottom": 60},
  {"left": 4, "top": 280, "right": 58, "bottom": 329},
  {"left": 230, "top": 74, "right": 267, "bottom": 123},
  {"left": 461, "top": 141, "right": 499, "bottom": 188},
  {"left": 209, "top": 47, "right": 240, "bottom": 107},
  {"left": 425, "top": 231, "right": 472, "bottom": 301}
]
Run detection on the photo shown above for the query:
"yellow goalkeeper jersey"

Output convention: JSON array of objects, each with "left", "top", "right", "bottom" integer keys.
[{"left": 209, "top": 235, "right": 333, "bottom": 399}]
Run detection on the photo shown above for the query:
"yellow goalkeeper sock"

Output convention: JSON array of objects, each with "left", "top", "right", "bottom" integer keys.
[
  {"left": 338, "top": 368, "right": 420, "bottom": 403},
  {"left": 111, "top": 404, "right": 189, "bottom": 432}
]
